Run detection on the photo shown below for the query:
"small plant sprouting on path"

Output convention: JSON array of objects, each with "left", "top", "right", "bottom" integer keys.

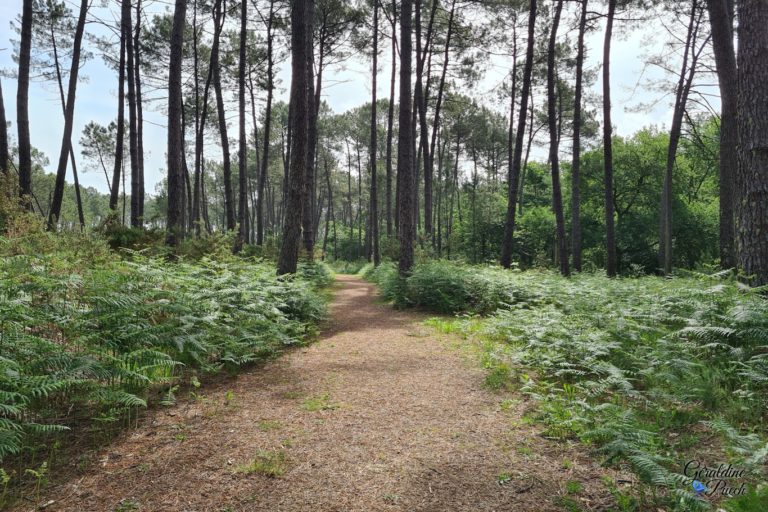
[
  {"left": 236, "top": 450, "right": 288, "bottom": 478},
  {"left": 301, "top": 393, "right": 340, "bottom": 412},
  {"left": 258, "top": 420, "right": 282, "bottom": 432}
]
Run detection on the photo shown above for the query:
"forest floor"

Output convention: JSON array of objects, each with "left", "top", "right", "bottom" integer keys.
[{"left": 22, "top": 275, "right": 624, "bottom": 512}]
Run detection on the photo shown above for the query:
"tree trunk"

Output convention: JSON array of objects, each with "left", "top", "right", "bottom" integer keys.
[
  {"left": 257, "top": 0, "right": 276, "bottom": 246},
  {"left": 571, "top": 0, "right": 587, "bottom": 272},
  {"left": 660, "top": 0, "right": 703, "bottom": 275},
  {"left": 134, "top": 0, "right": 145, "bottom": 222},
  {"left": 602, "top": 0, "right": 618, "bottom": 277},
  {"left": 426, "top": 0, "right": 456, "bottom": 240},
  {"left": 124, "top": 0, "right": 141, "bottom": 228},
  {"left": 706, "top": 0, "right": 737, "bottom": 269},
  {"left": 17, "top": 0, "right": 33, "bottom": 206},
  {"left": 386, "top": 0, "right": 397, "bottom": 237},
  {"left": 236, "top": 0, "right": 249, "bottom": 252},
  {"left": 303, "top": 37, "right": 318, "bottom": 257},
  {"left": 278, "top": 0, "right": 314, "bottom": 275},
  {"left": 0, "top": 79, "right": 8, "bottom": 175},
  {"left": 547, "top": 0, "right": 569, "bottom": 276},
  {"left": 165, "top": 0, "right": 187, "bottom": 247},
  {"left": 397, "top": 0, "right": 415, "bottom": 276},
  {"left": 501, "top": 0, "right": 537, "bottom": 269},
  {"left": 110, "top": 23, "right": 127, "bottom": 212},
  {"left": 212, "top": 0, "right": 236, "bottom": 231},
  {"left": 370, "top": 0, "right": 380, "bottom": 266},
  {"left": 735, "top": 0, "right": 768, "bottom": 286},
  {"left": 48, "top": 15, "right": 85, "bottom": 229},
  {"left": 47, "top": 0, "right": 88, "bottom": 230}
]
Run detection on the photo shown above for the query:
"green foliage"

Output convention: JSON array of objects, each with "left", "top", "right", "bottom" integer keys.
[
  {"left": 0, "top": 235, "right": 327, "bottom": 469},
  {"left": 236, "top": 450, "right": 287, "bottom": 478},
  {"left": 372, "top": 261, "right": 768, "bottom": 510}
]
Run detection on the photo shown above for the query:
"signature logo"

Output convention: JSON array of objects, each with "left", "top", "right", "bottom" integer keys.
[{"left": 684, "top": 460, "right": 748, "bottom": 498}]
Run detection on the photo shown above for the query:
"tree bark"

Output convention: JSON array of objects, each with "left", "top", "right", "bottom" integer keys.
[
  {"left": 124, "top": 0, "right": 141, "bottom": 228},
  {"left": 212, "top": 0, "right": 236, "bottom": 231},
  {"left": 571, "top": 0, "right": 588, "bottom": 272},
  {"left": 370, "top": 0, "right": 381, "bottom": 265},
  {"left": 706, "top": 0, "right": 737, "bottom": 269},
  {"left": 165, "top": 0, "right": 187, "bottom": 247},
  {"left": 257, "top": 0, "right": 276, "bottom": 246},
  {"left": 385, "top": 0, "right": 397, "bottom": 237},
  {"left": 0, "top": 79, "right": 8, "bottom": 175},
  {"left": 501, "top": 0, "right": 537, "bottom": 269},
  {"left": 278, "top": 0, "right": 314, "bottom": 275},
  {"left": 134, "top": 0, "right": 145, "bottom": 222},
  {"left": 48, "top": 15, "right": 85, "bottom": 229},
  {"left": 426, "top": 0, "right": 456, "bottom": 240},
  {"left": 397, "top": 0, "right": 415, "bottom": 276},
  {"left": 547, "top": 0, "right": 569, "bottom": 276},
  {"left": 602, "top": 0, "right": 618, "bottom": 277},
  {"left": 303, "top": 32, "right": 317, "bottom": 257},
  {"left": 47, "top": 0, "right": 88, "bottom": 230},
  {"left": 735, "top": 0, "right": 768, "bottom": 286},
  {"left": 110, "top": 21, "right": 127, "bottom": 212},
  {"left": 236, "top": 0, "right": 249, "bottom": 252},
  {"left": 17, "top": 0, "right": 33, "bottom": 206}
]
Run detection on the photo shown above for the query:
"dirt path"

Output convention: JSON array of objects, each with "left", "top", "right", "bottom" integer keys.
[{"left": 34, "top": 275, "right": 617, "bottom": 512}]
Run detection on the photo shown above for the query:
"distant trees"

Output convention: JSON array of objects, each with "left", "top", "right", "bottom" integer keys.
[{"left": 0, "top": 0, "right": 765, "bottom": 285}]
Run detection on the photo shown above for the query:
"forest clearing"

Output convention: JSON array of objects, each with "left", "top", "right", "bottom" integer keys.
[{"left": 1, "top": 0, "right": 768, "bottom": 510}]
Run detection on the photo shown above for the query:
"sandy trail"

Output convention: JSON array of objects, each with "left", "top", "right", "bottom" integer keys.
[{"left": 30, "top": 275, "right": 615, "bottom": 512}]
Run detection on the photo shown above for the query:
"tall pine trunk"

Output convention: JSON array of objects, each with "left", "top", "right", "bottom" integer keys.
[
  {"left": 397, "top": 0, "right": 415, "bottom": 276},
  {"left": 134, "top": 0, "right": 145, "bottom": 221},
  {"left": 0, "top": 79, "right": 8, "bottom": 175},
  {"left": 212, "top": 0, "right": 236, "bottom": 231},
  {"left": 125, "top": 0, "right": 142, "bottom": 228},
  {"left": 278, "top": 0, "right": 314, "bottom": 275},
  {"left": 110, "top": 24, "right": 127, "bottom": 212},
  {"left": 370, "top": 0, "right": 380, "bottom": 265},
  {"left": 17, "top": 0, "right": 33, "bottom": 207},
  {"left": 385, "top": 1, "right": 397, "bottom": 237},
  {"left": 166, "top": 0, "right": 187, "bottom": 247},
  {"left": 547, "top": 0, "right": 569, "bottom": 276},
  {"left": 257, "top": 0, "right": 276, "bottom": 246},
  {"left": 571, "top": 0, "right": 588, "bottom": 272},
  {"left": 47, "top": 0, "right": 88, "bottom": 230},
  {"left": 660, "top": 0, "right": 702, "bottom": 275},
  {"left": 236, "top": 0, "right": 249, "bottom": 252},
  {"left": 706, "top": 0, "right": 737, "bottom": 269},
  {"left": 735, "top": 0, "right": 768, "bottom": 286},
  {"left": 501, "top": 0, "right": 537, "bottom": 269},
  {"left": 602, "top": 0, "right": 618, "bottom": 277}
]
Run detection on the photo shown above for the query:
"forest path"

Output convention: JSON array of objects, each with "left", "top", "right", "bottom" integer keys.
[{"left": 37, "top": 275, "right": 617, "bottom": 512}]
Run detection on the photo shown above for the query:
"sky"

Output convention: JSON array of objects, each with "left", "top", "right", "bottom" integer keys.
[{"left": 0, "top": 0, "right": 696, "bottom": 197}]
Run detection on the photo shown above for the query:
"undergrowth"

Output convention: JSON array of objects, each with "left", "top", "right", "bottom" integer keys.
[
  {"left": 364, "top": 261, "right": 768, "bottom": 511},
  {"left": 0, "top": 225, "right": 330, "bottom": 505}
]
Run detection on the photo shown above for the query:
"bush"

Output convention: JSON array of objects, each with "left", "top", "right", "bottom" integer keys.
[{"left": 0, "top": 243, "right": 327, "bottom": 467}]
